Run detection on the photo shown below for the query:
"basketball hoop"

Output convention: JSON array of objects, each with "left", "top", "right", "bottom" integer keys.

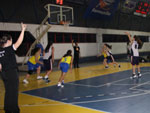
[
  {"left": 64, "top": 21, "right": 70, "bottom": 29},
  {"left": 59, "top": 21, "right": 70, "bottom": 29}
]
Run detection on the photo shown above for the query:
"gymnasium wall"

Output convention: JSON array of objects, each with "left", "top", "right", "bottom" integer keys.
[
  {"left": 1, "top": 0, "right": 150, "bottom": 32},
  {"left": 0, "top": 22, "right": 150, "bottom": 63}
]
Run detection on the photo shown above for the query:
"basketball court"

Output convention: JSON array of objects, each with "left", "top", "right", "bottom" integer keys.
[
  {"left": 0, "top": 0, "right": 150, "bottom": 113},
  {"left": 0, "top": 62, "right": 150, "bottom": 113}
]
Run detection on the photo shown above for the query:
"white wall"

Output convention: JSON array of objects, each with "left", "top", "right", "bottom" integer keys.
[
  {"left": 0, "top": 22, "right": 150, "bottom": 63},
  {"left": 97, "top": 29, "right": 150, "bottom": 55},
  {"left": 53, "top": 43, "right": 98, "bottom": 59}
]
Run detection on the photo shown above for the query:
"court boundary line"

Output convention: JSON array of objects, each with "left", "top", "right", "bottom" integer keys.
[{"left": 18, "top": 92, "right": 110, "bottom": 113}]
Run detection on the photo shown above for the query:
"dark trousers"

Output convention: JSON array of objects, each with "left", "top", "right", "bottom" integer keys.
[
  {"left": 1, "top": 69, "right": 20, "bottom": 113},
  {"left": 73, "top": 55, "right": 79, "bottom": 68}
]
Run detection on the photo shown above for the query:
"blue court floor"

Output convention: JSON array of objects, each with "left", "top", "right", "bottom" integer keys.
[{"left": 23, "top": 67, "right": 150, "bottom": 113}]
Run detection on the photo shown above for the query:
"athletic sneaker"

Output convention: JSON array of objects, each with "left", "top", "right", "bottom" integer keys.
[
  {"left": 130, "top": 74, "right": 137, "bottom": 79},
  {"left": 57, "top": 82, "right": 61, "bottom": 87},
  {"left": 138, "top": 73, "right": 142, "bottom": 78},
  {"left": 62, "top": 80, "right": 64, "bottom": 85},
  {"left": 23, "top": 79, "right": 29, "bottom": 84},
  {"left": 43, "top": 78, "right": 50, "bottom": 83},
  {"left": 37, "top": 76, "right": 43, "bottom": 80},
  {"left": 61, "top": 84, "right": 64, "bottom": 88}
]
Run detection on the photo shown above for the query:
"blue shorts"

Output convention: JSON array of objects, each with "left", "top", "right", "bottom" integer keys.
[
  {"left": 60, "top": 63, "right": 69, "bottom": 73},
  {"left": 27, "top": 61, "right": 41, "bottom": 71}
]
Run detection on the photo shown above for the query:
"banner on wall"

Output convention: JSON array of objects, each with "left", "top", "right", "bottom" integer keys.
[{"left": 84, "top": 0, "right": 120, "bottom": 19}]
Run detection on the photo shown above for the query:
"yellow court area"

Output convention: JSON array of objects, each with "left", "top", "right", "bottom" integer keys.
[{"left": 0, "top": 62, "right": 150, "bottom": 113}]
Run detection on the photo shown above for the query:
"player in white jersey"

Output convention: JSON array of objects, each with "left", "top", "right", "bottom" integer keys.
[
  {"left": 43, "top": 42, "right": 54, "bottom": 83},
  {"left": 125, "top": 32, "right": 143, "bottom": 79}
]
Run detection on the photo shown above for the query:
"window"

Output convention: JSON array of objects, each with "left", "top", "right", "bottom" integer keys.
[
  {"left": 102, "top": 34, "right": 149, "bottom": 42},
  {"left": 48, "top": 32, "right": 96, "bottom": 43},
  {"left": 103, "top": 34, "right": 129, "bottom": 42},
  {"left": 64, "top": 33, "right": 71, "bottom": 42}
]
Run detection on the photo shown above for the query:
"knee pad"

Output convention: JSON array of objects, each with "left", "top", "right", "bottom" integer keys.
[{"left": 28, "top": 70, "right": 33, "bottom": 74}]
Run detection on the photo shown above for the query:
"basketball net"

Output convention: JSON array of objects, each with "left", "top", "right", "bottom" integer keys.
[
  {"left": 59, "top": 21, "right": 70, "bottom": 30},
  {"left": 64, "top": 21, "right": 70, "bottom": 30}
]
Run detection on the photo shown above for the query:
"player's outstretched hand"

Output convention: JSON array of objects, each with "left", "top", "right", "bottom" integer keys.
[{"left": 21, "top": 22, "right": 27, "bottom": 31}]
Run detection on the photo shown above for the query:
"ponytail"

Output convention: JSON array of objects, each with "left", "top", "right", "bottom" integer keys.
[
  {"left": 63, "top": 50, "right": 72, "bottom": 57},
  {"left": 134, "top": 36, "right": 143, "bottom": 49},
  {"left": 105, "top": 43, "right": 112, "bottom": 49}
]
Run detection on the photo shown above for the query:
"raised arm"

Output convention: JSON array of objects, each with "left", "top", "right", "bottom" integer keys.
[
  {"left": 125, "top": 32, "right": 133, "bottom": 43},
  {"left": 14, "top": 23, "right": 27, "bottom": 49},
  {"left": 72, "top": 40, "right": 74, "bottom": 47}
]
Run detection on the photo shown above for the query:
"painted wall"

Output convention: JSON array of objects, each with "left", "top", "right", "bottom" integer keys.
[{"left": 0, "top": 23, "right": 150, "bottom": 63}]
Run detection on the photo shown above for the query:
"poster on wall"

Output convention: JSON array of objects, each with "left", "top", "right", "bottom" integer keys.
[
  {"left": 121, "top": 0, "right": 136, "bottom": 14},
  {"left": 84, "top": 0, "right": 120, "bottom": 19}
]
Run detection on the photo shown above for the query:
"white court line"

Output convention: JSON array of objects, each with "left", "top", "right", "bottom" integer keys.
[
  {"left": 86, "top": 95, "right": 93, "bottom": 98},
  {"left": 121, "top": 92, "right": 128, "bottom": 95},
  {"left": 112, "top": 83, "right": 138, "bottom": 86},
  {"left": 20, "top": 93, "right": 110, "bottom": 113},
  {"left": 67, "top": 69, "right": 134, "bottom": 88},
  {"left": 130, "top": 81, "right": 150, "bottom": 90},
  {"left": 61, "top": 98, "right": 68, "bottom": 101},
  {"left": 67, "top": 77, "right": 130, "bottom": 88},
  {"left": 67, "top": 83, "right": 97, "bottom": 87},
  {"left": 74, "top": 97, "right": 81, "bottom": 99},
  {"left": 67, "top": 71, "right": 150, "bottom": 89},
  {"left": 98, "top": 94, "right": 105, "bottom": 96},
  {"left": 71, "top": 91, "right": 150, "bottom": 104}
]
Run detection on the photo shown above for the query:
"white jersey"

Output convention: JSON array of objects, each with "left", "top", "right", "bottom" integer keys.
[
  {"left": 106, "top": 50, "right": 112, "bottom": 56},
  {"left": 131, "top": 41, "right": 139, "bottom": 57},
  {"left": 43, "top": 46, "right": 52, "bottom": 60}
]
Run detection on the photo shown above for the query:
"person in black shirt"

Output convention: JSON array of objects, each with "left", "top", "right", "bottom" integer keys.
[
  {"left": 0, "top": 23, "right": 27, "bottom": 113},
  {"left": 72, "top": 40, "right": 80, "bottom": 68}
]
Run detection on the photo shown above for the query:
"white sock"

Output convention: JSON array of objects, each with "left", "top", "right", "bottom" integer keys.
[
  {"left": 45, "top": 75, "right": 48, "bottom": 79},
  {"left": 58, "top": 82, "right": 61, "bottom": 86}
]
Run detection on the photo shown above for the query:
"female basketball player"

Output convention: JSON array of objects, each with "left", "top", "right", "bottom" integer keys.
[
  {"left": 104, "top": 44, "right": 121, "bottom": 68},
  {"left": 125, "top": 32, "right": 142, "bottom": 79},
  {"left": 43, "top": 41, "right": 54, "bottom": 83},
  {"left": 23, "top": 47, "right": 43, "bottom": 84},
  {"left": 0, "top": 23, "right": 26, "bottom": 113},
  {"left": 97, "top": 45, "right": 109, "bottom": 68},
  {"left": 57, "top": 50, "right": 73, "bottom": 88}
]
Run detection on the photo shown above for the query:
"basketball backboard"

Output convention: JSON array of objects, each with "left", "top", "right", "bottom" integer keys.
[{"left": 45, "top": 4, "right": 74, "bottom": 25}]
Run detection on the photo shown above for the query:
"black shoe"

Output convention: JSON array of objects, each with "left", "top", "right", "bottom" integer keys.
[
  {"left": 5, "top": 110, "right": 12, "bottom": 113},
  {"left": 118, "top": 64, "right": 121, "bottom": 68}
]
